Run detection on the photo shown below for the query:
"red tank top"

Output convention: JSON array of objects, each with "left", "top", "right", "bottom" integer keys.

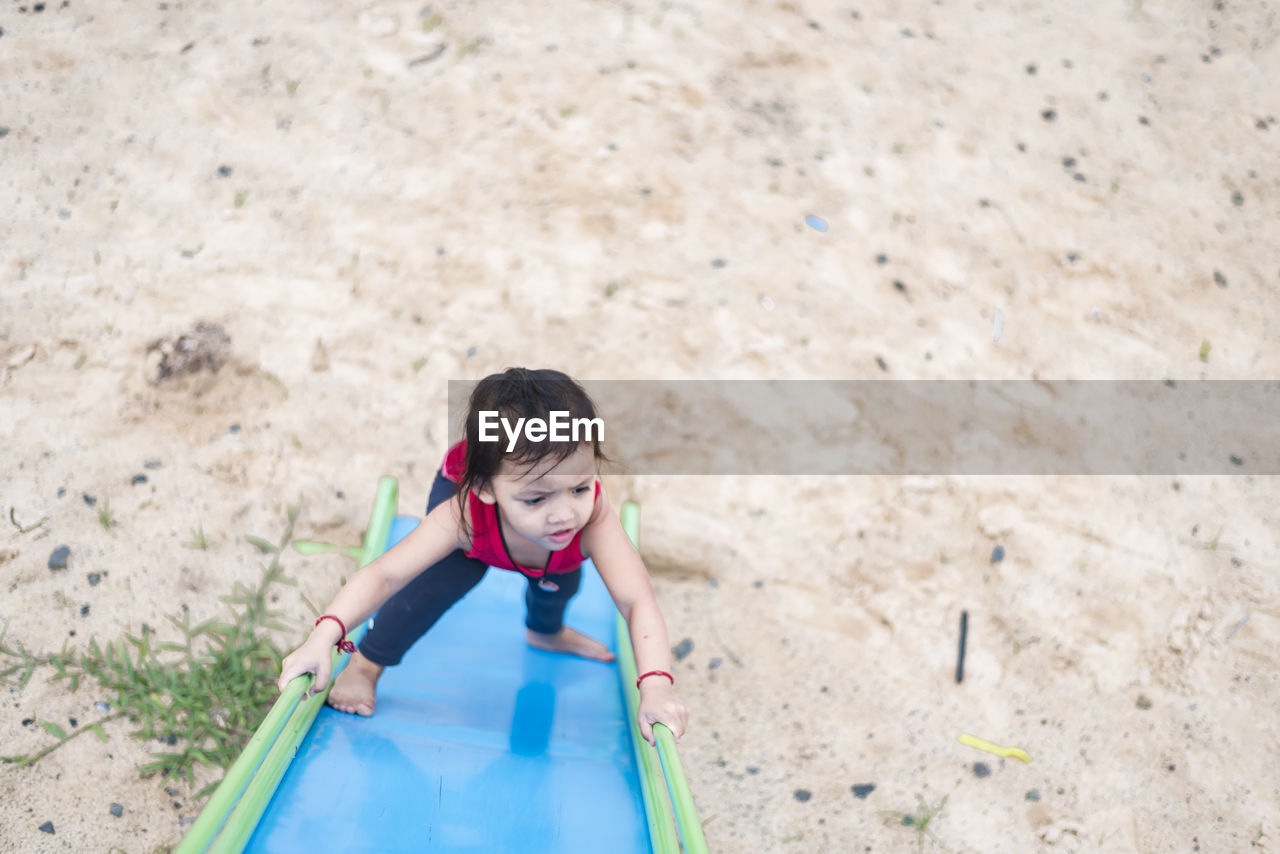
[{"left": 441, "top": 439, "right": 595, "bottom": 577}]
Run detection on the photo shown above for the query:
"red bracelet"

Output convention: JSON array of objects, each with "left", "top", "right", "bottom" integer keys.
[
  {"left": 636, "top": 670, "right": 674, "bottom": 690},
  {"left": 315, "top": 615, "right": 356, "bottom": 654}
]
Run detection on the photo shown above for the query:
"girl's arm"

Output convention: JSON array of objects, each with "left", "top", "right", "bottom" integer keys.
[
  {"left": 581, "top": 488, "right": 689, "bottom": 745},
  {"left": 276, "top": 498, "right": 466, "bottom": 695}
]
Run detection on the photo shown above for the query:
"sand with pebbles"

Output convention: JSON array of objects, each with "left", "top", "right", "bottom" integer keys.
[{"left": 2, "top": 0, "right": 1278, "bottom": 851}]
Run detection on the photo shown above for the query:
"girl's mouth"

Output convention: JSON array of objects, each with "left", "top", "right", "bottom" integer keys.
[{"left": 547, "top": 528, "right": 575, "bottom": 544}]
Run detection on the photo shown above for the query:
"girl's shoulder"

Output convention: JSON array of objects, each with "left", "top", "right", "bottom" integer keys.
[
  {"left": 425, "top": 488, "right": 472, "bottom": 552},
  {"left": 578, "top": 481, "right": 614, "bottom": 559}
]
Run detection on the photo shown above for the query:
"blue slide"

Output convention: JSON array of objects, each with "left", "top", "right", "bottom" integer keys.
[{"left": 247, "top": 515, "right": 650, "bottom": 852}]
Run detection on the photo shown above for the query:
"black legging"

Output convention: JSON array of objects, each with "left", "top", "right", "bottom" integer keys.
[{"left": 358, "top": 469, "right": 582, "bottom": 667}]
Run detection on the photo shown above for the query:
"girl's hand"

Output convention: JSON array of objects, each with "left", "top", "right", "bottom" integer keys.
[
  {"left": 277, "top": 636, "right": 334, "bottom": 697},
  {"left": 637, "top": 681, "right": 688, "bottom": 747}
]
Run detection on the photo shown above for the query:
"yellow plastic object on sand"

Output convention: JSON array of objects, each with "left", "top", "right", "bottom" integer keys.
[{"left": 958, "top": 733, "right": 1032, "bottom": 763}]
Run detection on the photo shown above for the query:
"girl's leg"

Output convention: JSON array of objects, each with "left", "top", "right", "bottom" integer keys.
[
  {"left": 524, "top": 568, "right": 582, "bottom": 634},
  {"left": 357, "top": 470, "right": 488, "bottom": 667},
  {"left": 524, "top": 569, "right": 614, "bottom": 662}
]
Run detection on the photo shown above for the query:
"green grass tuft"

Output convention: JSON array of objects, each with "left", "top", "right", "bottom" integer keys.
[
  {"left": 879, "top": 793, "right": 948, "bottom": 853},
  {"left": 1, "top": 507, "right": 303, "bottom": 799}
]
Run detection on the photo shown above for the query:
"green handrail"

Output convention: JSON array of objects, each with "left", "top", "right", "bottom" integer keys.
[
  {"left": 617, "top": 501, "right": 709, "bottom": 854},
  {"left": 175, "top": 477, "right": 399, "bottom": 854}
]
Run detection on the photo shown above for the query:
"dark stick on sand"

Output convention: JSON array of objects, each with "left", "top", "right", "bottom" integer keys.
[{"left": 956, "top": 610, "right": 968, "bottom": 683}]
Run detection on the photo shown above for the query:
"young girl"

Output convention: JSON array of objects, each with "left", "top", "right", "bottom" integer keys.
[{"left": 277, "top": 368, "right": 688, "bottom": 746}]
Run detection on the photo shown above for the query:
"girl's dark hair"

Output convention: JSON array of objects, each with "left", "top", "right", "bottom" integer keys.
[{"left": 454, "top": 368, "right": 607, "bottom": 528}]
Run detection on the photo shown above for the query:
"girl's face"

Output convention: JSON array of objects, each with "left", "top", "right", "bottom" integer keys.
[{"left": 476, "top": 443, "right": 598, "bottom": 552}]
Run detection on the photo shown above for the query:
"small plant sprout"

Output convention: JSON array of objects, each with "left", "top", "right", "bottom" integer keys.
[
  {"left": 879, "top": 793, "right": 949, "bottom": 853},
  {"left": 97, "top": 499, "right": 119, "bottom": 530},
  {"left": 184, "top": 524, "right": 210, "bottom": 550}
]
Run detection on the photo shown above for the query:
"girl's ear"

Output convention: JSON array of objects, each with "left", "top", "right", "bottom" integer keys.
[{"left": 474, "top": 481, "right": 497, "bottom": 505}]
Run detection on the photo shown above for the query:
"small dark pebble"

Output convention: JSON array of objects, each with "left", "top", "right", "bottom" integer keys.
[
  {"left": 794, "top": 789, "right": 812, "bottom": 802},
  {"left": 875, "top": 356, "right": 888, "bottom": 372},
  {"left": 336, "top": 490, "right": 346, "bottom": 499},
  {"left": 465, "top": 346, "right": 477, "bottom": 358},
  {"left": 1026, "top": 789, "right": 1041, "bottom": 801},
  {"left": 1066, "top": 251, "right": 1079, "bottom": 263},
  {"left": 132, "top": 474, "right": 148, "bottom": 485},
  {"left": 753, "top": 580, "right": 763, "bottom": 588},
  {"left": 672, "top": 638, "right": 694, "bottom": 661},
  {"left": 80, "top": 604, "right": 90, "bottom": 617},
  {"left": 875, "top": 253, "right": 888, "bottom": 264},
  {"left": 1231, "top": 557, "right": 1241, "bottom": 568},
  {"left": 88, "top": 572, "right": 101, "bottom": 586},
  {"left": 110, "top": 803, "right": 123, "bottom": 817},
  {"left": 35, "top": 2, "right": 46, "bottom": 10},
  {"left": 893, "top": 280, "right": 907, "bottom": 294},
  {"left": 708, "top": 577, "right": 718, "bottom": 587},
  {"left": 1168, "top": 764, "right": 1176, "bottom": 771},
  {"left": 173, "top": 801, "right": 181, "bottom": 809},
  {"left": 747, "top": 766, "right": 759, "bottom": 775},
  {"left": 1258, "top": 119, "right": 1269, "bottom": 131},
  {"left": 1062, "top": 157, "right": 1077, "bottom": 169},
  {"left": 711, "top": 258, "right": 726, "bottom": 269},
  {"left": 1025, "top": 63, "right": 1037, "bottom": 74},
  {"left": 1073, "top": 173, "right": 1086, "bottom": 182},
  {"left": 1138, "top": 116, "right": 1149, "bottom": 125},
  {"left": 144, "top": 459, "right": 163, "bottom": 469},
  {"left": 69, "top": 717, "right": 78, "bottom": 727},
  {"left": 1229, "top": 455, "right": 1244, "bottom": 466},
  {"left": 1041, "top": 109, "right": 1056, "bottom": 121},
  {"left": 83, "top": 493, "right": 97, "bottom": 506},
  {"left": 57, "top": 487, "right": 66, "bottom": 498},
  {"left": 709, "top": 657, "right": 723, "bottom": 669},
  {"left": 166, "top": 734, "right": 178, "bottom": 746},
  {"left": 229, "top": 424, "right": 241, "bottom": 433},
  {"left": 991, "top": 544, "right": 1005, "bottom": 563},
  {"left": 94, "top": 701, "right": 111, "bottom": 712},
  {"left": 849, "top": 9, "right": 860, "bottom": 19},
  {"left": 39, "top": 821, "right": 55, "bottom": 834},
  {"left": 902, "top": 815, "right": 915, "bottom": 826},
  {"left": 22, "top": 718, "right": 34, "bottom": 727},
  {"left": 900, "top": 27, "right": 913, "bottom": 37},
  {"left": 1213, "top": 270, "right": 1227, "bottom": 287},
  {"left": 49, "top": 546, "right": 70, "bottom": 570},
  {"left": 1136, "top": 694, "right": 1153, "bottom": 709},
  {"left": 165, "top": 787, "right": 179, "bottom": 796},
  {"left": 1231, "top": 191, "right": 1244, "bottom": 206},
  {"left": 851, "top": 783, "right": 876, "bottom": 799},
  {"left": 217, "top": 165, "right": 233, "bottom": 178},
  {"left": 808, "top": 19, "right": 821, "bottom": 29},
  {"left": 974, "top": 762, "right": 991, "bottom": 777}
]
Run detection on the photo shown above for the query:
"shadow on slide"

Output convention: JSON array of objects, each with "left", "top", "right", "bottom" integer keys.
[{"left": 175, "top": 478, "right": 707, "bottom": 854}]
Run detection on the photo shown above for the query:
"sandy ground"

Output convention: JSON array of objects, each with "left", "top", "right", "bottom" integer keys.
[{"left": 3, "top": 0, "right": 1279, "bottom": 851}]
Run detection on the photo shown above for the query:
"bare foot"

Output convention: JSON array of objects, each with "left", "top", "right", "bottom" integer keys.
[
  {"left": 326, "top": 650, "right": 384, "bottom": 716},
  {"left": 527, "top": 625, "right": 617, "bottom": 662}
]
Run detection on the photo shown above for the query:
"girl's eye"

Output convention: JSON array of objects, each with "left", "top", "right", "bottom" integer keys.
[
  {"left": 523, "top": 497, "right": 544, "bottom": 506},
  {"left": 572, "top": 485, "right": 591, "bottom": 495}
]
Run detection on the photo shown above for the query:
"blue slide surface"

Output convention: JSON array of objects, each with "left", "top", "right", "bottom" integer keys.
[{"left": 246, "top": 516, "right": 651, "bottom": 852}]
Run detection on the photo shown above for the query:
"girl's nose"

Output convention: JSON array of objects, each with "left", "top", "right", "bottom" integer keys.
[{"left": 547, "top": 500, "right": 572, "bottom": 525}]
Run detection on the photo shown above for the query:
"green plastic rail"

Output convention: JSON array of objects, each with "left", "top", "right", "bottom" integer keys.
[
  {"left": 175, "top": 477, "right": 399, "bottom": 854},
  {"left": 617, "top": 501, "right": 709, "bottom": 854}
]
